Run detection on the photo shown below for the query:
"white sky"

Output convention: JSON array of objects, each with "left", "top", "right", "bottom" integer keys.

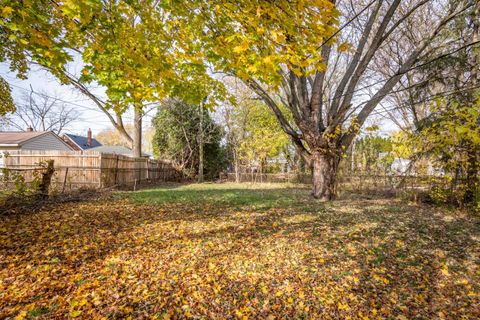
[{"left": 0, "top": 61, "right": 157, "bottom": 137}]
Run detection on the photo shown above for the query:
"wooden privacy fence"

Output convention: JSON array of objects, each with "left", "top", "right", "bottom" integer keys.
[{"left": 1, "top": 150, "right": 178, "bottom": 190}]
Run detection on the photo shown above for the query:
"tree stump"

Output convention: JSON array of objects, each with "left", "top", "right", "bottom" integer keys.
[{"left": 37, "top": 160, "right": 55, "bottom": 199}]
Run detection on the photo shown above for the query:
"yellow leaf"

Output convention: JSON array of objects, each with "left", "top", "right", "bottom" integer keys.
[
  {"left": 337, "top": 42, "right": 352, "bottom": 52},
  {"left": 338, "top": 302, "right": 349, "bottom": 310},
  {"left": 441, "top": 266, "right": 450, "bottom": 276},
  {"left": 1, "top": 6, "right": 13, "bottom": 17},
  {"left": 233, "top": 39, "right": 250, "bottom": 53},
  {"left": 298, "top": 290, "right": 305, "bottom": 299},
  {"left": 14, "top": 311, "right": 28, "bottom": 320},
  {"left": 70, "top": 310, "right": 82, "bottom": 318},
  {"left": 271, "top": 30, "right": 285, "bottom": 43}
]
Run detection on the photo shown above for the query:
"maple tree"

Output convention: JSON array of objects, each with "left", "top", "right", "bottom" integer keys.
[
  {"left": 175, "top": 0, "right": 477, "bottom": 199},
  {"left": 0, "top": 0, "right": 224, "bottom": 157}
]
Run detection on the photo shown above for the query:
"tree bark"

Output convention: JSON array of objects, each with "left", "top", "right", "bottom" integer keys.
[
  {"left": 36, "top": 160, "right": 55, "bottom": 199},
  {"left": 132, "top": 107, "right": 142, "bottom": 158},
  {"left": 233, "top": 151, "right": 240, "bottom": 183},
  {"left": 312, "top": 152, "right": 339, "bottom": 200}
]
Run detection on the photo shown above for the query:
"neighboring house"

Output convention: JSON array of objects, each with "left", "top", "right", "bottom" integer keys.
[
  {"left": 88, "top": 145, "right": 151, "bottom": 158},
  {"left": 0, "top": 130, "right": 73, "bottom": 152},
  {"left": 63, "top": 129, "right": 102, "bottom": 151},
  {"left": 0, "top": 129, "right": 74, "bottom": 167}
]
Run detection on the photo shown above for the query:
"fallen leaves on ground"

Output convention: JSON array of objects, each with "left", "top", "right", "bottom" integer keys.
[{"left": 0, "top": 187, "right": 479, "bottom": 319}]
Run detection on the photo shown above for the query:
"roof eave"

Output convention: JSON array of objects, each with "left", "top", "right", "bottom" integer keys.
[{"left": 63, "top": 134, "right": 83, "bottom": 150}]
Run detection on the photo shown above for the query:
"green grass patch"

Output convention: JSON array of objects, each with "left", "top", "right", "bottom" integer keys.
[{"left": 122, "top": 182, "right": 315, "bottom": 211}]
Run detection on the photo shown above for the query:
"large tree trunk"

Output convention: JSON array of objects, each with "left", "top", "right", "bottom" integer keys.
[
  {"left": 312, "top": 152, "right": 339, "bottom": 201},
  {"left": 132, "top": 108, "right": 142, "bottom": 158}
]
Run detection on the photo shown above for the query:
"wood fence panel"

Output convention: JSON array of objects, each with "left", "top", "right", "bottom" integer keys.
[
  {"left": 1, "top": 150, "right": 177, "bottom": 190},
  {"left": 3, "top": 150, "right": 102, "bottom": 191}
]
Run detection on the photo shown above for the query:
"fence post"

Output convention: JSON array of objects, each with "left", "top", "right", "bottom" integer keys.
[
  {"left": 62, "top": 167, "right": 69, "bottom": 194},
  {"left": 114, "top": 155, "right": 119, "bottom": 185},
  {"left": 146, "top": 159, "right": 149, "bottom": 181}
]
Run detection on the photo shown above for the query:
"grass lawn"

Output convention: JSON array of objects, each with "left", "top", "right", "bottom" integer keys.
[{"left": 1, "top": 183, "right": 478, "bottom": 319}]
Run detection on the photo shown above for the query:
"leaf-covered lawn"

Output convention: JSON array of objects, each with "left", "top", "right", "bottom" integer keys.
[{"left": 1, "top": 183, "right": 479, "bottom": 319}]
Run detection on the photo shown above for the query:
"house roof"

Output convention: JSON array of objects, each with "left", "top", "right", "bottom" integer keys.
[
  {"left": 64, "top": 133, "right": 102, "bottom": 150},
  {"left": 89, "top": 145, "right": 151, "bottom": 157},
  {"left": 0, "top": 131, "right": 49, "bottom": 146}
]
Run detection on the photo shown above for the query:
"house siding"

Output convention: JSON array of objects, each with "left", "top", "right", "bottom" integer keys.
[{"left": 21, "top": 133, "right": 73, "bottom": 151}]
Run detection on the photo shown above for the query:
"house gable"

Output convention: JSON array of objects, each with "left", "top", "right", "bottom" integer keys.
[{"left": 20, "top": 132, "right": 73, "bottom": 151}]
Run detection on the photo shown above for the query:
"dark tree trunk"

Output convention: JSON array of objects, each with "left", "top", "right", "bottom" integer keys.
[
  {"left": 312, "top": 152, "right": 339, "bottom": 200},
  {"left": 36, "top": 160, "right": 55, "bottom": 199}
]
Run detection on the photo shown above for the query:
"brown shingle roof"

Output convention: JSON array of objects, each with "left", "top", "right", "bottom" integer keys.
[{"left": 0, "top": 131, "right": 48, "bottom": 145}]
